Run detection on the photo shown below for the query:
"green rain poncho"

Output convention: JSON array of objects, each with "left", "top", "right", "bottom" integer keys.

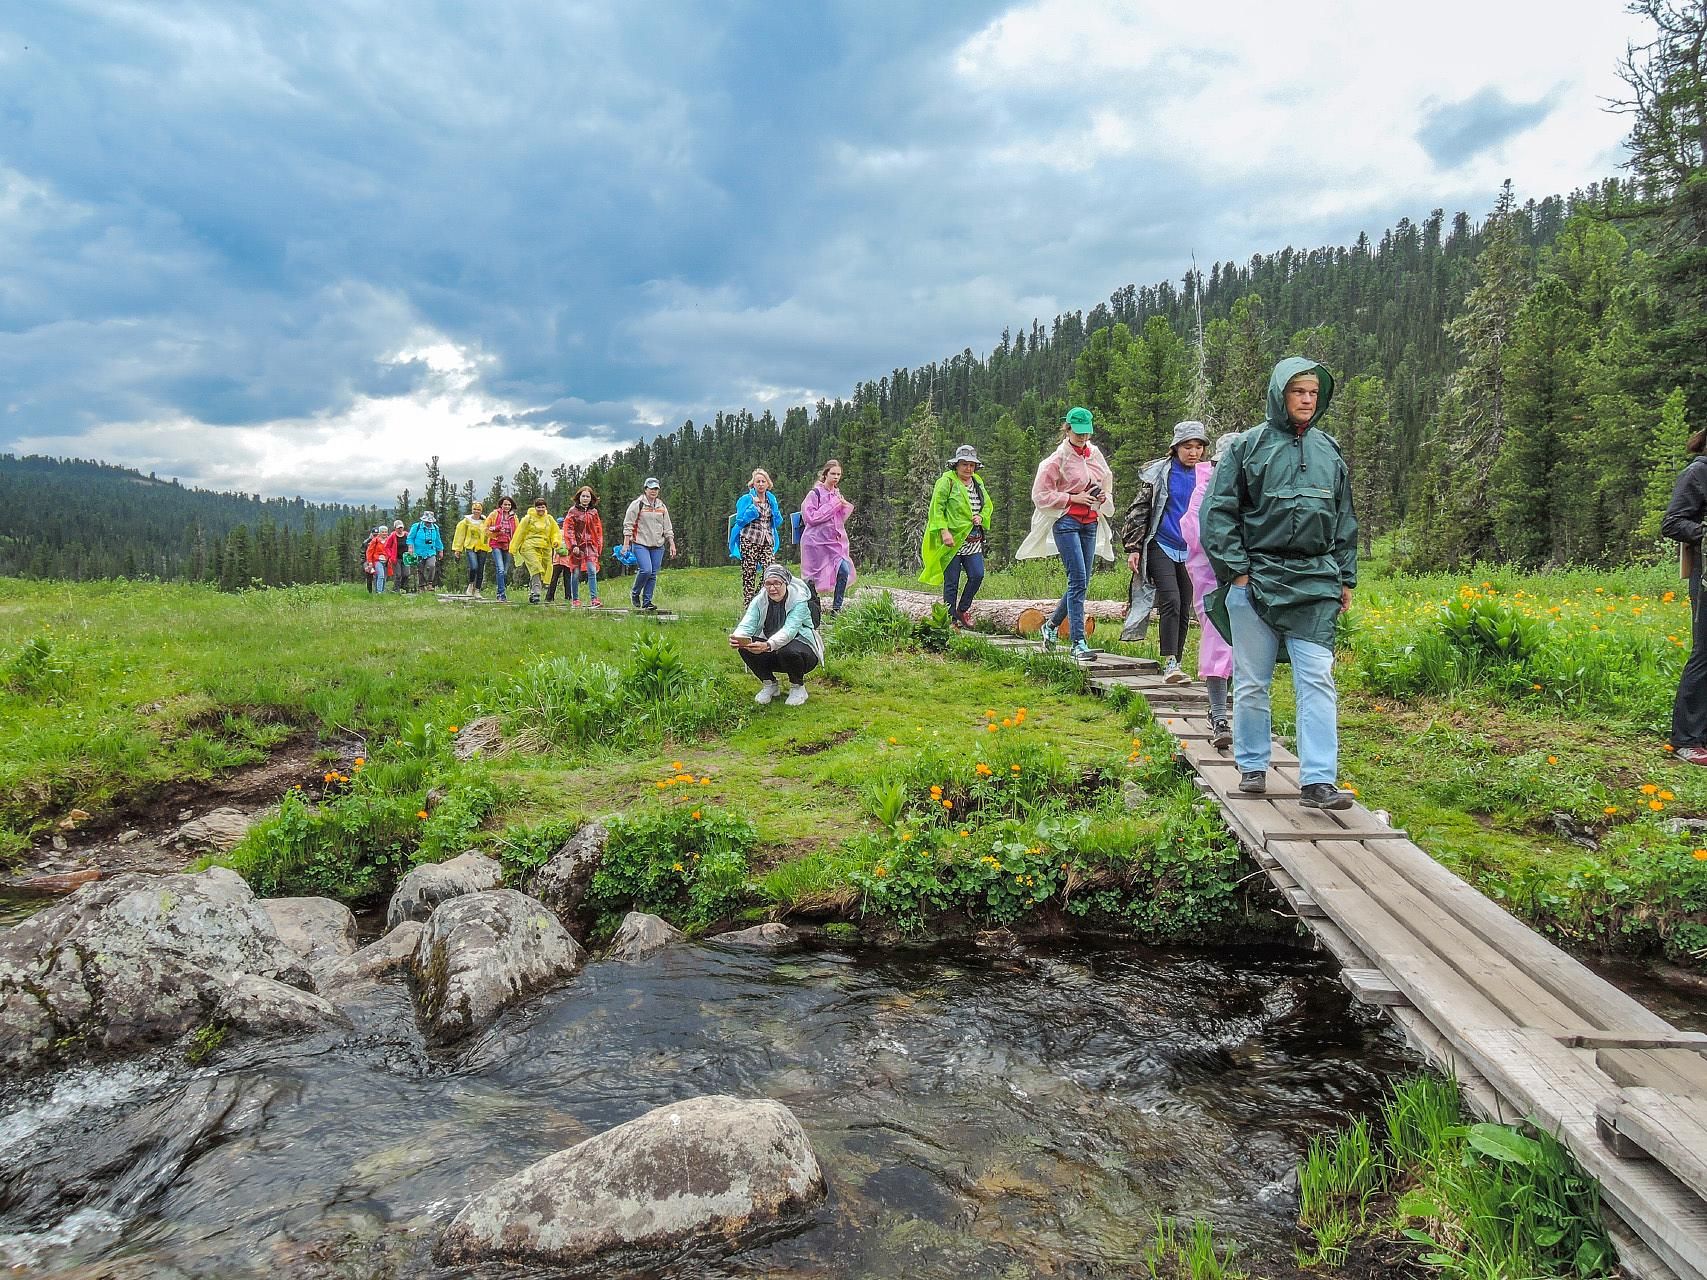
[
  {"left": 1201, "top": 357, "right": 1358, "bottom": 650},
  {"left": 918, "top": 469, "right": 995, "bottom": 588}
]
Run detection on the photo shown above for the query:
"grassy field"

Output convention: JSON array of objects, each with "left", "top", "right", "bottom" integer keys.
[{"left": 3, "top": 562, "right": 1705, "bottom": 964}]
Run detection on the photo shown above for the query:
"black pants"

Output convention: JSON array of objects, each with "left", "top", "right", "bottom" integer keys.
[
  {"left": 1146, "top": 541, "right": 1194, "bottom": 661},
  {"left": 545, "top": 565, "right": 571, "bottom": 601},
  {"left": 1673, "top": 573, "right": 1707, "bottom": 747},
  {"left": 739, "top": 639, "right": 820, "bottom": 684}
]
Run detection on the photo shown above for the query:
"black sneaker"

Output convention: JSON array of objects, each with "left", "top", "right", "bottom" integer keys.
[
  {"left": 1211, "top": 718, "right": 1232, "bottom": 750},
  {"left": 1299, "top": 782, "right": 1353, "bottom": 810},
  {"left": 1238, "top": 771, "right": 1266, "bottom": 795}
]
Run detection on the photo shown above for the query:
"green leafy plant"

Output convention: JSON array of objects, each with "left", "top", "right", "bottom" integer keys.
[
  {"left": 4, "top": 636, "right": 70, "bottom": 700},
  {"left": 1140, "top": 1214, "right": 1247, "bottom": 1280},
  {"left": 588, "top": 806, "right": 758, "bottom": 931}
]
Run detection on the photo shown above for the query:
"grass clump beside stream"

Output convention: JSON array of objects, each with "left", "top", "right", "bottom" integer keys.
[{"left": 1298, "top": 1075, "right": 1615, "bottom": 1280}]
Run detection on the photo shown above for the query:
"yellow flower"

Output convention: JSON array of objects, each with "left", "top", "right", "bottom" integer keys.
[
  {"left": 448, "top": 724, "right": 460, "bottom": 733},
  {"left": 1547, "top": 755, "right": 1558, "bottom": 765},
  {"left": 353, "top": 757, "right": 365, "bottom": 767},
  {"left": 1642, "top": 784, "right": 1659, "bottom": 796},
  {"left": 930, "top": 785, "right": 943, "bottom": 797},
  {"left": 959, "top": 830, "right": 969, "bottom": 838},
  {"left": 887, "top": 736, "right": 898, "bottom": 745},
  {"left": 1530, "top": 683, "right": 1542, "bottom": 691},
  {"left": 672, "top": 760, "right": 683, "bottom": 771},
  {"left": 673, "top": 862, "right": 684, "bottom": 872},
  {"left": 942, "top": 798, "right": 953, "bottom": 809},
  {"left": 655, "top": 779, "right": 668, "bottom": 789},
  {"left": 700, "top": 777, "right": 711, "bottom": 785},
  {"left": 1660, "top": 790, "right": 1675, "bottom": 801},
  {"left": 1664, "top": 591, "right": 1677, "bottom": 603},
  {"left": 899, "top": 832, "right": 913, "bottom": 842},
  {"left": 986, "top": 723, "right": 997, "bottom": 733},
  {"left": 1001, "top": 718, "right": 1013, "bottom": 728},
  {"left": 1605, "top": 805, "right": 1619, "bottom": 816},
  {"left": 874, "top": 865, "right": 887, "bottom": 877},
  {"left": 675, "top": 772, "right": 694, "bottom": 782},
  {"left": 1010, "top": 764, "right": 1022, "bottom": 773},
  {"left": 691, "top": 810, "right": 701, "bottom": 820},
  {"left": 416, "top": 809, "right": 429, "bottom": 820},
  {"left": 985, "top": 709, "right": 997, "bottom": 718},
  {"left": 1649, "top": 799, "right": 1665, "bottom": 811},
  {"left": 975, "top": 763, "right": 992, "bottom": 776},
  {"left": 1694, "top": 849, "right": 1707, "bottom": 861},
  {"left": 1664, "top": 743, "right": 1676, "bottom": 753}
]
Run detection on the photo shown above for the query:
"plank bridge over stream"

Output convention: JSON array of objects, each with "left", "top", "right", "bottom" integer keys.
[{"left": 983, "top": 636, "right": 1707, "bottom": 1280}]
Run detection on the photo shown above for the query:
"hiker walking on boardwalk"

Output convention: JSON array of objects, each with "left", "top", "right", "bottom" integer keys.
[
  {"left": 389, "top": 520, "right": 409, "bottom": 592},
  {"left": 484, "top": 496, "right": 519, "bottom": 603},
  {"left": 920, "top": 445, "right": 995, "bottom": 628},
  {"left": 453, "top": 501, "right": 490, "bottom": 596},
  {"left": 800, "top": 459, "right": 856, "bottom": 615},
  {"left": 1201, "top": 358, "right": 1357, "bottom": 810},
  {"left": 407, "top": 512, "right": 444, "bottom": 592},
  {"left": 1120, "top": 421, "right": 1209, "bottom": 685},
  {"left": 730, "top": 468, "right": 783, "bottom": 607},
  {"left": 1019, "top": 407, "right": 1116, "bottom": 659},
  {"left": 730, "top": 562, "right": 823, "bottom": 706},
  {"left": 559, "top": 486, "right": 604, "bottom": 607},
  {"left": 1183, "top": 434, "right": 1238, "bottom": 749},
  {"left": 512, "top": 497, "right": 561, "bottom": 605},
  {"left": 1662, "top": 426, "right": 1707, "bottom": 766},
  {"left": 621, "top": 478, "right": 676, "bottom": 612}
]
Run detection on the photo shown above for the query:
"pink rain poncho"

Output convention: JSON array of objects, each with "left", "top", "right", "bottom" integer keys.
[
  {"left": 1180, "top": 461, "right": 1232, "bottom": 680},
  {"left": 799, "top": 483, "right": 856, "bottom": 595}
]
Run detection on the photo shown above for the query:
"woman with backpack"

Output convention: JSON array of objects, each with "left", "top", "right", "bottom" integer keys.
[
  {"left": 729, "top": 562, "right": 823, "bottom": 706},
  {"left": 559, "top": 486, "right": 604, "bottom": 607},
  {"left": 1018, "top": 406, "right": 1116, "bottom": 659},
  {"left": 729, "top": 468, "right": 783, "bottom": 606},
  {"left": 919, "top": 445, "right": 994, "bottom": 628},
  {"left": 1664, "top": 425, "right": 1707, "bottom": 766},
  {"left": 364, "top": 526, "right": 390, "bottom": 593},
  {"left": 1119, "top": 422, "right": 1210, "bottom": 685},
  {"left": 484, "top": 496, "right": 518, "bottom": 603},
  {"left": 800, "top": 458, "right": 856, "bottom": 615},
  {"left": 620, "top": 478, "right": 676, "bottom": 612}
]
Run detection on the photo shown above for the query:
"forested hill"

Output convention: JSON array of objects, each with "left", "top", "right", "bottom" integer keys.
[{"left": 0, "top": 455, "right": 384, "bottom": 585}]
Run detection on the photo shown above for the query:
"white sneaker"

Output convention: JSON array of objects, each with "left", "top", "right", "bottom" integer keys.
[
  {"left": 1162, "top": 658, "right": 1190, "bottom": 685},
  {"left": 755, "top": 680, "right": 780, "bottom": 705},
  {"left": 785, "top": 683, "right": 809, "bottom": 706}
]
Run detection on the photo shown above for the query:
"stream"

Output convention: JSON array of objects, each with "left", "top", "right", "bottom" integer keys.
[{"left": 0, "top": 937, "right": 1415, "bottom": 1278}]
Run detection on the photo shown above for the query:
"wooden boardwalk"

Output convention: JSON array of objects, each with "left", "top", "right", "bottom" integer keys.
[{"left": 985, "top": 635, "right": 1707, "bottom": 1280}]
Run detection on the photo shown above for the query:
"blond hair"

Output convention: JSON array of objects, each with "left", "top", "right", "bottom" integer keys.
[{"left": 749, "top": 468, "right": 772, "bottom": 488}]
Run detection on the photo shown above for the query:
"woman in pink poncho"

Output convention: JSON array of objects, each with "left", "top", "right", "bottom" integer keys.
[
  {"left": 1181, "top": 446, "right": 1234, "bottom": 750},
  {"left": 799, "top": 459, "right": 856, "bottom": 614}
]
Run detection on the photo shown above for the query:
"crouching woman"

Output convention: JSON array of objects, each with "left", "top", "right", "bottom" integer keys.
[{"left": 730, "top": 562, "right": 824, "bottom": 707}]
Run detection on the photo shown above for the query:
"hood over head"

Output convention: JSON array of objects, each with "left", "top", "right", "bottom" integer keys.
[{"left": 1264, "top": 357, "right": 1335, "bottom": 430}]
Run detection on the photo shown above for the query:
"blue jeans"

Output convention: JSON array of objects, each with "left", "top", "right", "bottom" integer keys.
[
  {"left": 833, "top": 559, "right": 851, "bottom": 610},
  {"left": 490, "top": 547, "right": 511, "bottom": 599},
  {"left": 1046, "top": 515, "right": 1098, "bottom": 643},
  {"left": 464, "top": 550, "right": 486, "bottom": 591},
  {"left": 570, "top": 566, "right": 599, "bottom": 602},
  {"left": 374, "top": 562, "right": 387, "bottom": 593},
  {"left": 632, "top": 544, "right": 664, "bottom": 605},
  {"left": 943, "top": 551, "right": 984, "bottom": 615},
  {"left": 1226, "top": 584, "right": 1339, "bottom": 786}
]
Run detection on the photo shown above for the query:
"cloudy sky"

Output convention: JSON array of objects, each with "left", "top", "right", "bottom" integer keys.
[{"left": 0, "top": 1, "right": 1646, "bottom": 503}]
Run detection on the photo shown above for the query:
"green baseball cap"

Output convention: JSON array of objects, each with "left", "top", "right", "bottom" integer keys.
[{"left": 1064, "top": 406, "right": 1094, "bottom": 434}]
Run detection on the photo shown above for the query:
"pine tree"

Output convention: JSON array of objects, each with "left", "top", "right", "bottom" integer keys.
[
  {"left": 886, "top": 404, "right": 944, "bottom": 570},
  {"left": 1639, "top": 387, "right": 1693, "bottom": 546}
]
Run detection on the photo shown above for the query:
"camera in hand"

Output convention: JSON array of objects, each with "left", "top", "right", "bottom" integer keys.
[{"left": 1087, "top": 483, "right": 1104, "bottom": 501}]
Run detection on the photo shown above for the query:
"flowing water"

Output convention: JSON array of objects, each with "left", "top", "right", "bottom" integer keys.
[{"left": 0, "top": 939, "right": 1416, "bottom": 1278}]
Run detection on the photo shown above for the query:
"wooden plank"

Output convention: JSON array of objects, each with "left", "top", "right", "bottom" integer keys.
[
  {"left": 1387, "top": 1006, "right": 1504, "bottom": 1120},
  {"left": 1480, "top": 1030, "right": 1707, "bottom": 1280},
  {"left": 1563, "top": 1032, "right": 1707, "bottom": 1051},
  {"left": 1342, "top": 967, "right": 1408, "bottom": 1006},
  {"left": 1303, "top": 916, "right": 1372, "bottom": 970},
  {"left": 1367, "top": 836, "right": 1673, "bottom": 1036},
  {"left": 1599, "top": 1088, "right": 1707, "bottom": 1205},
  {"left": 1599, "top": 1047, "right": 1707, "bottom": 1099},
  {"left": 1284, "top": 886, "right": 1326, "bottom": 918},
  {"left": 1299, "top": 835, "right": 1594, "bottom": 1033},
  {"left": 1271, "top": 829, "right": 1411, "bottom": 842}
]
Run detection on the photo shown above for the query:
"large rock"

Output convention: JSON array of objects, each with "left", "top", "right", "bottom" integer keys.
[
  {"left": 173, "top": 807, "right": 259, "bottom": 853},
  {"left": 319, "top": 920, "right": 426, "bottom": 992},
  {"left": 0, "top": 868, "right": 311, "bottom": 1071},
  {"left": 606, "top": 911, "right": 683, "bottom": 961},
  {"left": 410, "top": 891, "right": 582, "bottom": 1044},
  {"left": 386, "top": 851, "right": 502, "bottom": 930},
  {"left": 262, "top": 897, "right": 358, "bottom": 982},
  {"left": 437, "top": 1095, "right": 824, "bottom": 1269},
  {"left": 216, "top": 974, "right": 349, "bottom": 1036},
  {"left": 527, "top": 821, "right": 608, "bottom": 927},
  {"left": 711, "top": 923, "right": 799, "bottom": 951}
]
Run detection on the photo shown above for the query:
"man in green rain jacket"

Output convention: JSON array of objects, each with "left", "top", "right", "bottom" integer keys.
[{"left": 1201, "top": 357, "right": 1357, "bottom": 810}]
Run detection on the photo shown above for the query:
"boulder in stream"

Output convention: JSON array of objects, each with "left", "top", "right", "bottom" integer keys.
[
  {"left": 172, "top": 807, "right": 259, "bottom": 853},
  {"left": 0, "top": 867, "right": 312, "bottom": 1071},
  {"left": 319, "top": 920, "right": 426, "bottom": 992},
  {"left": 437, "top": 1094, "right": 824, "bottom": 1270},
  {"left": 261, "top": 897, "right": 358, "bottom": 983},
  {"left": 410, "top": 890, "right": 582, "bottom": 1044},
  {"left": 216, "top": 973, "right": 350, "bottom": 1036},
  {"left": 711, "top": 922, "right": 799, "bottom": 951},
  {"left": 527, "top": 821, "right": 608, "bottom": 929},
  {"left": 386, "top": 851, "right": 502, "bottom": 930},
  {"left": 606, "top": 911, "right": 684, "bottom": 961}
]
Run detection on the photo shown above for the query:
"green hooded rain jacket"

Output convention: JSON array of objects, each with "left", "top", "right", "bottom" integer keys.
[
  {"left": 918, "top": 469, "right": 994, "bottom": 588},
  {"left": 1201, "top": 357, "right": 1357, "bottom": 650}
]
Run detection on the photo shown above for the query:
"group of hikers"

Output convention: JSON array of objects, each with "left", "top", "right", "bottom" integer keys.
[{"left": 359, "top": 357, "right": 1360, "bottom": 805}]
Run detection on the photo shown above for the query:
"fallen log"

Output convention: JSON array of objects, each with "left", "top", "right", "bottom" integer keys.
[{"left": 850, "top": 586, "right": 1127, "bottom": 633}]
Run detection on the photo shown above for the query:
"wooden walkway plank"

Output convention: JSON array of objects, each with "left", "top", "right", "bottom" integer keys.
[
  {"left": 1598, "top": 1048, "right": 1707, "bottom": 1100},
  {"left": 1599, "top": 1088, "right": 1707, "bottom": 1206}
]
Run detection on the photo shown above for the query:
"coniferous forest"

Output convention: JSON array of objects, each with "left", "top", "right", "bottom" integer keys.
[{"left": 3, "top": 2, "right": 1703, "bottom": 589}]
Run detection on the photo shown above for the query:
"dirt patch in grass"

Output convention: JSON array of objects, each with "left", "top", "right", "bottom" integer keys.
[{"left": 796, "top": 727, "right": 859, "bottom": 756}]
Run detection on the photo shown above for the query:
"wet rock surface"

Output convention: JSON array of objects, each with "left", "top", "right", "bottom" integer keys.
[
  {"left": 215, "top": 974, "right": 350, "bottom": 1036},
  {"left": 437, "top": 1094, "right": 825, "bottom": 1269},
  {"left": 320, "top": 921, "right": 426, "bottom": 992},
  {"left": 712, "top": 922, "right": 799, "bottom": 951},
  {"left": 386, "top": 851, "right": 502, "bottom": 930},
  {"left": 261, "top": 897, "right": 359, "bottom": 983},
  {"left": 409, "top": 890, "right": 582, "bottom": 1044},
  {"left": 527, "top": 821, "right": 608, "bottom": 930},
  {"left": 0, "top": 867, "right": 313, "bottom": 1071},
  {"left": 606, "top": 911, "right": 684, "bottom": 961}
]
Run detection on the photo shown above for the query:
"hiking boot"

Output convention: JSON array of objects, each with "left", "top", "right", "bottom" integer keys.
[
  {"left": 755, "top": 680, "right": 780, "bottom": 705},
  {"left": 957, "top": 610, "right": 975, "bottom": 629},
  {"left": 529, "top": 593, "right": 542, "bottom": 605},
  {"left": 1676, "top": 745, "right": 1707, "bottom": 767},
  {"left": 1071, "top": 640, "right": 1095, "bottom": 660},
  {"left": 1162, "top": 658, "right": 1190, "bottom": 685},
  {"left": 1299, "top": 782, "right": 1354, "bottom": 810},
  {"left": 1041, "top": 630, "right": 1059, "bottom": 653},
  {"left": 785, "top": 683, "right": 809, "bottom": 706},
  {"left": 1238, "top": 770, "right": 1266, "bottom": 795},
  {"left": 1211, "top": 717, "right": 1232, "bottom": 750},
  {"left": 641, "top": 603, "right": 658, "bottom": 613}
]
